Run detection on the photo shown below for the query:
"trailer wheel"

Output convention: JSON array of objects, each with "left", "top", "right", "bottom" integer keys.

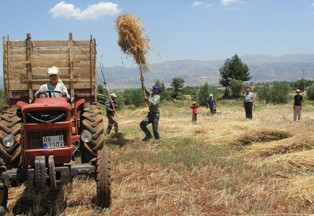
[
  {"left": 95, "top": 148, "right": 111, "bottom": 208},
  {"left": 0, "top": 109, "right": 22, "bottom": 168},
  {"left": 80, "top": 106, "right": 105, "bottom": 163}
]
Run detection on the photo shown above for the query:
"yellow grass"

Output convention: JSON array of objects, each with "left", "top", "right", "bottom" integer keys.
[{"left": 6, "top": 103, "right": 314, "bottom": 215}]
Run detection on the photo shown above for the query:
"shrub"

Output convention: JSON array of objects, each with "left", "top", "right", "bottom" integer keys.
[
  {"left": 123, "top": 88, "right": 145, "bottom": 107},
  {"left": 270, "top": 82, "right": 291, "bottom": 104},
  {"left": 256, "top": 85, "right": 271, "bottom": 103},
  {"left": 307, "top": 85, "right": 314, "bottom": 100}
]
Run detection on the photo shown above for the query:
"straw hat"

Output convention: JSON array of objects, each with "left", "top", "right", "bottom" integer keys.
[{"left": 110, "top": 93, "right": 117, "bottom": 98}]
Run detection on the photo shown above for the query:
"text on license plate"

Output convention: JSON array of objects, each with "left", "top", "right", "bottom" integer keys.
[{"left": 43, "top": 135, "right": 64, "bottom": 149}]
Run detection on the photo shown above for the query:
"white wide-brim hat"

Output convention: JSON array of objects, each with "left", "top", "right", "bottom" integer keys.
[{"left": 48, "top": 66, "right": 59, "bottom": 76}]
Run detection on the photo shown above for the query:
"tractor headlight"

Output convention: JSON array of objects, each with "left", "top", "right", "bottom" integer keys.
[
  {"left": 81, "top": 130, "right": 92, "bottom": 143},
  {"left": 2, "top": 135, "right": 15, "bottom": 148}
]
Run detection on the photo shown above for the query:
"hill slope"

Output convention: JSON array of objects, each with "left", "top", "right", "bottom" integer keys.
[{"left": 101, "top": 54, "right": 314, "bottom": 89}]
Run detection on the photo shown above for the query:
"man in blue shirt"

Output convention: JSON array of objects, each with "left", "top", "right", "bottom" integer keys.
[{"left": 140, "top": 77, "right": 161, "bottom": 141}]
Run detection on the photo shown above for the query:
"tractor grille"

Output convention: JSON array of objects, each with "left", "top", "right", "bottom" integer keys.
[{"left": 27, "top": 130, "right": 67, "bottom": 149}]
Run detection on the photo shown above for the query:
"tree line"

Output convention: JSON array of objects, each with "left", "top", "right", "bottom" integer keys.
[{"left": 97, "top": 54, "right": 314, "bottom": 107}]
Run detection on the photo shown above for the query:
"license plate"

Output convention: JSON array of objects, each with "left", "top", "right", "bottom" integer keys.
[{"left": 43, "top": 135, "right": 64, "bottom": 149}]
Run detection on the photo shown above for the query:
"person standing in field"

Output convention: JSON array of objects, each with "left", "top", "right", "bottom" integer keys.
[
  {"left": 106, "top": 93, "right": 119, "bottom": 134},
  {"left": 243, "top": 86, "right": 255, "bottom": 119},
  {"left": 140, "top": 77, "right": 161, "bottom": 141},
  {"left": 190, "top": 102, "right": 199, "bottom": 122},
  {"left": 293, "top": 89, "right": 303, "bottom": 121},
  {"left": 207, "top": 94, "right": 217, "bottom": 114}
]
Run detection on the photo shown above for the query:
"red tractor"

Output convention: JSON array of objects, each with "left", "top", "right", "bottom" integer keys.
[{"left": 0, "top": 34, "right": 111, "bottom": 215}]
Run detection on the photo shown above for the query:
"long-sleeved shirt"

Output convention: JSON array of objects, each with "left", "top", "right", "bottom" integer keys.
[
  {"left": 244, "top": 92, "right": 255, "bottom": 103},
  {"left": 35, "top": 82, "right": 70, "bottom": 99},
  {"left": 145, "top": 88, "right": 160, "bottom": 113},
  {"left": 207, "top": 98, "right": 216, "bottom": 107},
  {"left": 106, "top": 100, "right": 116, "bottom": 115}
]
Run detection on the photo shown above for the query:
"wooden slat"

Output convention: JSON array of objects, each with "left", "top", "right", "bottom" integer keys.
[
  {"left": 32, "top": 47, "right": 69, "bottom": 54},
  {"left": 7, "top": 41, "right": 25, "bottom": 48},
  {"left": 6, "top": 47, "right": 26, "bottom": 55},
  {"left": 31, "top": 41, "right": 69, "bottom": 47},
  {"left": 26, "top": 33, "right": 33, "bottom": 100}
]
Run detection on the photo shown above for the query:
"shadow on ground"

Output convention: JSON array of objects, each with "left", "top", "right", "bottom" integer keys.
[{"left": 105, "top": 132, "right": 135, "bottom": 147}]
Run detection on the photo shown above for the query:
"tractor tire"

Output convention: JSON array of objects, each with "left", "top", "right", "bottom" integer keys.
[
  {"left": 80, "top": 105, "right": 105, "bottom": 163},
  {"left": 0, "top": 109, "right": 22, "bottom": 168},
  {"left": 95, "top": 148, "right": 111, "bottom": 208},
  {"left": 0, "top": 179, "right": 8, "bottom": 211}
]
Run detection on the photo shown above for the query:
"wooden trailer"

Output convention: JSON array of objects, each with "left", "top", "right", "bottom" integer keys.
[{"left": 2, "top": 33, "right": 97, "bottom": 108}]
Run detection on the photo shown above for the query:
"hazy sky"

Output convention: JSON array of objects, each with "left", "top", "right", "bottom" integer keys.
[{"left": 1, "top": 0, "right": 314, "bottom": 68}]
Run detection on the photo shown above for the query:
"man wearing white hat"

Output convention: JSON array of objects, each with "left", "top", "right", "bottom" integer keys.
[
  {"left": 35, "top": 66, "right": 70, "bottom": 99},
  {"left": 293, "top": 89, "right": 303, "bottom": 121},
  {"left": 106, "top": 92, "right": 118, "bottom": 134}
]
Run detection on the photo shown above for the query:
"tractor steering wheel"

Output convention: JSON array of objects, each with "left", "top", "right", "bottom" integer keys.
[{"left": 38, "top": 90, "right": 63, "bottom": 98}]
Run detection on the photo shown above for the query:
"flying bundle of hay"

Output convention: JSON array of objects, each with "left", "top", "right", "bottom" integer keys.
[{"left": 115, "top": 13, "right": 150, "bottom": 72}]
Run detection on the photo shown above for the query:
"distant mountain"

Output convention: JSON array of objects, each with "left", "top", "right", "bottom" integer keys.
[
  {"left": 1, "top": 54, "right": 313, "bottom": 91},
  {"left": 101, "top": 54, "right": 314, "bottom": 89}
]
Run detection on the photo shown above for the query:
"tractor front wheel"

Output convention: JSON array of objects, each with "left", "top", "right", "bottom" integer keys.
[
  {"left": 95, "top": 148, "right": 111, "bottom": 208},
  {"left": 80, "top": 106, "right": 105, "bottom": 163},
  {"left": 0, "top": 109, "right": 22, "bottom": 168}
]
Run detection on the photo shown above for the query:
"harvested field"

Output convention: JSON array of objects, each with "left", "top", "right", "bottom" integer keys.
[{"left": 5, "top": 103, "right": 314, "bottom": 215}]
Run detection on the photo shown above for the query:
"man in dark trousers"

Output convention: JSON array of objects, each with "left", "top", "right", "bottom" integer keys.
[
  {"left": 243, "top": 86, "right": 255, "bottom": 119},
  {"left": 106, "top": 93, "right": 118, "bottom": 134},
  {"left": 140, "top": 77, "right": 161, "bottom": 141},
  {"left": 293, "top": 89, "right": 303, "bottom": 121}
]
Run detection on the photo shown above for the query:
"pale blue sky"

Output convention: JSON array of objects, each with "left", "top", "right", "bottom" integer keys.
[{"left": 1, "top": 0, "right": 314, "bottom": 68}]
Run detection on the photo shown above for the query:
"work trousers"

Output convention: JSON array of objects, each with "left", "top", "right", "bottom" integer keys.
[
  {"left": 107, "top": 114, "right": 118, "bottom": 134},
  {"left": 140, "top": 111, "right": 160, "bottom": 139},
  {"left": 244, "top": 102, "right": 253, "bottom": 119},
  {"left": 294, "top": 106, "right": 301, "bottom": 121},
  {"left": 192, "top": 113, "right": 197, "bottom": 122}
]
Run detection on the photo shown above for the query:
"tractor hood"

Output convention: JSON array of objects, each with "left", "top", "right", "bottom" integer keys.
[{"left": 18, "top": 98, "right": 71, "bottom": 113}]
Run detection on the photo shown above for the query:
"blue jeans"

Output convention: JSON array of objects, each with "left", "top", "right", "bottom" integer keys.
[{"left": 140, "top": 112, "right": 160, "bottom": 139}]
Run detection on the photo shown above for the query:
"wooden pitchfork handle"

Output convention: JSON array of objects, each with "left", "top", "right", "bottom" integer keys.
[{"left": 139, "top": 64, "right": 145, "bottom": 97}]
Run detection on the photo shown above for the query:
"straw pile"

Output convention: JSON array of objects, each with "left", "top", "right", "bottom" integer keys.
[
  {"left": 263, "top": 149, "right": 314, "bottom": 172},
  {"left": 115, "top": 13, "right": 150, "bottom": 71},
  {"left": 287, "top": 176, "right": 314, "bottom": 204},
  {"left": 243, "top": 134, "right": 314, "bottom": 157},
  {"left": 231, "top": 130, "right": 291, "bottom": 146}
]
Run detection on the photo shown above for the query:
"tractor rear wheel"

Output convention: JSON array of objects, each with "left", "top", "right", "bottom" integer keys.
[
  {"left": 80, "top": 106, "right": 105, "bottom": 163},
  {"left": 95, "top": 148, "right": 111, "bottom": 208},
  {"left": 0, "top": 109, "right": 22, "bottom": 168}
]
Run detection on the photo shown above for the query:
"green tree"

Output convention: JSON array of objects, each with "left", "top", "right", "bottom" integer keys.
[
  {"left": 229, "top": 79, "right": 243, "bottom": 98},
  {"left": 97, "top": 84, "right": 105, "bottom": 94},
  {"left": 219, "top": 54, "right": 252, "bottom": 98},
  {"left": 171, "top": 77, "right": 185, "bottom": 100}
]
